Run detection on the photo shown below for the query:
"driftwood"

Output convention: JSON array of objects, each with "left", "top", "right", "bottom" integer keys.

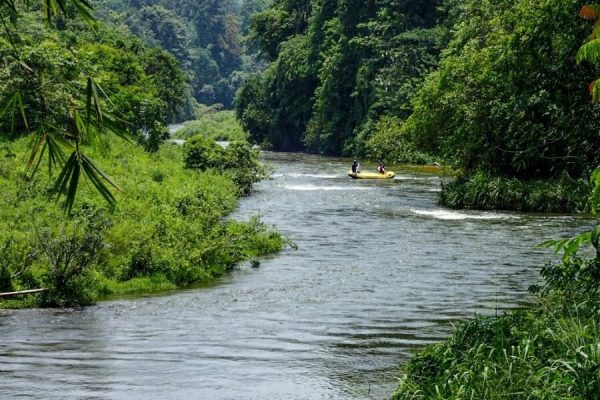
[{"left": 0, "top": 288, "right": 46, "bottom": 298}]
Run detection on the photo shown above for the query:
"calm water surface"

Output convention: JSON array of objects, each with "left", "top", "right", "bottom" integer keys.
[{"left": 0, "top": 152, "right": 591, "bottom": 399}]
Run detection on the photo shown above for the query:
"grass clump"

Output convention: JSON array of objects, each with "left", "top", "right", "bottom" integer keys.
[
  {"left": 440, "top": 171, "right": 591, "bottom": 213},
  {"left": 393, "top": 248, "right": 600, "bottom": 399},
  {"left": 0, "top": 136, "right": 284, "bottom": 308}
]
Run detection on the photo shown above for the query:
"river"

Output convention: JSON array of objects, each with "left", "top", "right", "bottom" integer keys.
[{"left": 0, "top": 152, "right": 591, "bottom": 399}]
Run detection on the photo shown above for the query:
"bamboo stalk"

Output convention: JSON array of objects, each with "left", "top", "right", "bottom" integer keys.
[{"left": 0, "top": 288, "right": 46, "bottom": 298}]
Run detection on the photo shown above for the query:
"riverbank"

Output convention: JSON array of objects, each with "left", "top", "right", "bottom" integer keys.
[
  {"left": 0, "top": 137, "right": 284, "bottom": 308},
  {"left": 440, "top": 171, "right": 592, "bottom": 213},
  {"left": 392, "top": 169, "right": 600, "bottom": 398},
  {"left": 392, "top": 254, "right": 600, "bottom": 399}
]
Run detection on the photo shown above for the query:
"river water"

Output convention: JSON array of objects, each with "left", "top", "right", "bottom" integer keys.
[{"left": 0, "top": 152, "right": 591, "bottom": 399}]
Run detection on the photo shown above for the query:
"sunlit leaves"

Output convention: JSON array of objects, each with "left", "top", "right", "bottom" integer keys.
[
  {"left": 590, "top": 166, "right": 600, "bottom": 213},
  {"left": 577, "top": 38, "right": 600, "bottom": 65},
  {"left": 538, "top": 232, "right": 592, "bottom": 261}
]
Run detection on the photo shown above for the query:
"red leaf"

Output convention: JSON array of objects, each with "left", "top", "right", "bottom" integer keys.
[{"left": 581, "top": 5, "right": 600, "bottom": 21}]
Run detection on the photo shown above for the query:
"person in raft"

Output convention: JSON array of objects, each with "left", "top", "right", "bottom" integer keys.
[
  {"left": 377, "top": 162, "right": 385, "bottom": 174},
  {"left": 352, "top": 160, "right": 360, "bottom": 173}
]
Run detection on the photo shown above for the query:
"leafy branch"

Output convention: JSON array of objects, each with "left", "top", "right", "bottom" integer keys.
[{"left": 0, "top": 0, "right": 128, "bottom": 213}]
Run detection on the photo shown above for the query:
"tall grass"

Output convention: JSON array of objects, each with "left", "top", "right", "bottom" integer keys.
[
  {"left": 440, "top": 171, "right": 591, "bottom": 213},
  {"left": 393, "top": 256, "right": 600, "bottom": 399},
  {"left": 0, "top": 137, "right": 284, "bottom": 307}
]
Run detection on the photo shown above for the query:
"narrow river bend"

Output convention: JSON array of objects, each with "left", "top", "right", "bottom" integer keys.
[{"left": 0, "top": 152, "right": 589, "bottom": 399}]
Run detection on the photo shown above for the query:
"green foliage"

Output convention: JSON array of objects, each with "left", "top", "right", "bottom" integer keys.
[
  {"left": 174, "top": 105, "right": 247, "bottom": 142},
  {"left": 238, "top": 0, "right": 443, "bottom": 155},
  {"left": 102, "top": 0, "right": 245, "bottom": 108},
  {"left": 365, "top": 115, "right": 437, "bottom": 165},
  {"left": 394, "top": 167, "right": 600, "bottom": 400},
  {"left": 440, "top": 171, "right": 591, "bottom": 213},
  {"left": 0, "top": 137, "right": 283, "bottom": 308},
  {"left": 234, "top": 72, "right": 273, "bottom": 147},
  {"left": 393, "top": 302, "right": 600, "bottom": 400},
  {"left": 183, "top": 136, "right": 266, "bottom": 195},
  {"left": 408, "top": 0, "right": 600, "bottom": 180},
  {"left": 0, "top": 8, "right": 188, "bottom": 211},
  {"left": 37, "top": 207, "right": 110, "bottom": 306}
]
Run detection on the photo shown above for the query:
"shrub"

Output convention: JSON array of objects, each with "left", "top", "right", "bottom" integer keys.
[
  {"left": 37, "top": 207, "right": 110, "bottom": 307},
  {"left": 365, "top": 115, "right": 438, "bottom": 165},
  {"left": 440, "top": 171, "right": 591, "bottom": 213},
  {"left": 184, "top": 137, "right": 265, "bottom": 195}
]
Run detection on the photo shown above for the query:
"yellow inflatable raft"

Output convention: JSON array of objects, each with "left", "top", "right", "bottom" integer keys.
[{"left": 348, "top": 171, "right": 395, "bottom": 179}]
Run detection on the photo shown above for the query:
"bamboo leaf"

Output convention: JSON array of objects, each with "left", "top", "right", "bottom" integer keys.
[
  {"left": 26, "top": 129, "right": 47, "bottom": 173},
  {"left": 53, "top": 152, "right": 79, "bottom": 213},
  {"left": 15, "top": 93, "right": 28, "bottom": 130},
  {"left": 80, "top": 156, "right": 116, "bottom": 209},
  {"left": 100, "top": 110, "right": 133, "bottom": 144},
  {"left": 18, "top": 60, "right": 33, "bottom": 73},
  {"left": 0, "top": 93, "right": 28, "bottom": 133},
  {"left": 85, "top": 77, "right": 92, "bottom": 127},
  {"left": 591, "top": 225, "right": 600, "bottom": 256},
  {"left": 69, "top": 0, "right": 95, "bottom": 24},
  {"left": 91, "top": 77, "right": 103, "bottom": 126},
  {"left": 80, "top": 152, "right": 120, "bottom": 191}
]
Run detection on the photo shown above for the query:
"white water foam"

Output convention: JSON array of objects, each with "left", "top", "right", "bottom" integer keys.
[
  {"left": 394, "top": 175, "right": 440, "bottom": 181},
  {"left": 282, "top": 184, "right": 372, "bottom": 191},
  {"left": 410, "top": 209, "right": 520, "bottom": 221},
  {"left": 287, "top": 173, "right": 340, "bottom": 179}
]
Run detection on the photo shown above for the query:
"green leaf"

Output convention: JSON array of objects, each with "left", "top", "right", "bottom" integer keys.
[
  {"left": 80, "top": 153, "right": 119, "bottom": 209},
  {"left": 591, "top": 225, "right": 600, "bottom": 257},
  {"left": 0, "top": 0, "right": 18, "bottom": 15},
  {"left": 41, "top": 0, "right": 95, "bottom": 24},
  {"left": 590, "top": 166, "right": 600, "bottom": 213},
  {"left": 576, "top": 38, "right": 600, "bottom": 65},
  {"left": 0, "top": 92, "right": 28, "bottom": 133},
  {"left": 69, "top": 0, "right": 95, "bottom": 24},
  {"left": 537, "top": 233, "right": 592, "bottom": 261},
  {"left": 53, "top": 151, "right": 80, "bottom": 214}
]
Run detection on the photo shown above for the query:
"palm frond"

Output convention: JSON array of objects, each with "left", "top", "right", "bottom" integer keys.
[
  {"left": 40, "top": 0, "right": 95, "bottom": 24},
  {"left": 26, "top": 128, "right": 69, "bottom": 176},
  {"left": 69, "top": 0, "right": 95, "bottom": 24}
]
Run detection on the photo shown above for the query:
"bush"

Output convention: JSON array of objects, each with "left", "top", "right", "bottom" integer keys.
[
  {"left": 365, "top": 115, "right": 438, "bottom": 165},
  {"left": 440, "top": 171, "right": 591, "bottom": 213},
  {"left": 0, "top": 137, "right": 283, "bottom": 308},
  {"left": 184, "top": 137, "right": 266, "bottom": 195},
  {"left": 37, "top": 207, "right": 110, "bottom": 307},
  {"left": 173, "top": 106, "right": 247, "bottom": 142}
]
